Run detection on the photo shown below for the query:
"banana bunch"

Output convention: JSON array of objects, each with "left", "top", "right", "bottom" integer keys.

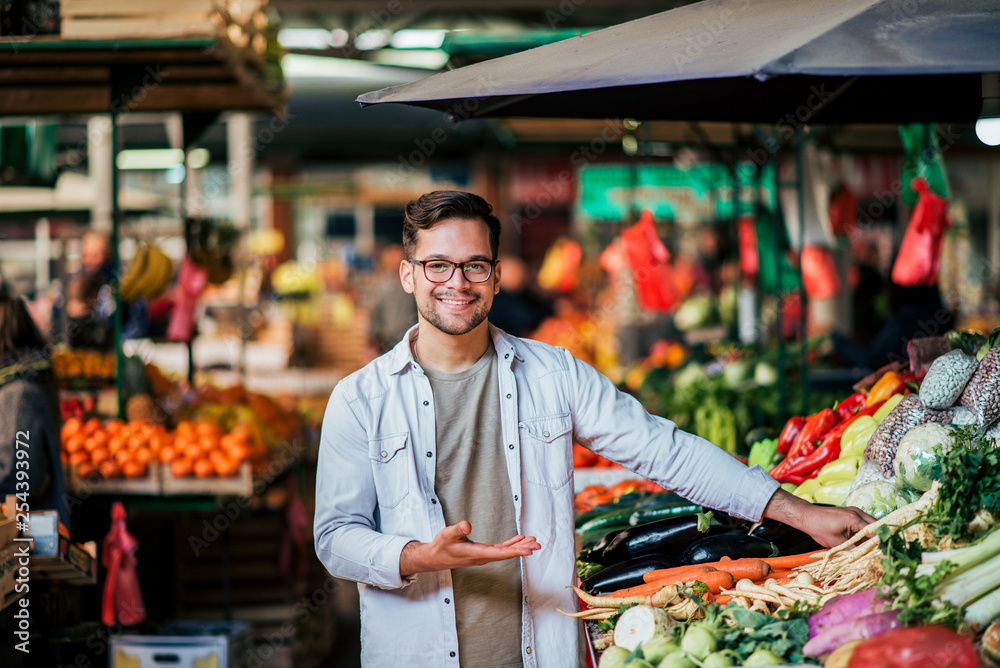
[{"left": 120, "top": 244, "right": 174, "bottom": 302}]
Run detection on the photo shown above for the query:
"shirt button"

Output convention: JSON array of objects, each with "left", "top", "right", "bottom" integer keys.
[
  {"left": 431, "top": 498, "right": 437, "bottom": 504},
  {"left": 514, "top": 495, "right": 518, "bottom": 501},
  {"left": 444, "top": 598, "right": 450, "bottom": 604},
  {"left": 508, "top": 444, "right": 514, "bottom": 450},
  {"left": 380, "top": 451, "right": 388, "bottom": 457},
  {"left": 423, "top": 400, "right": 429, "bottom": 406},
  {"left": 426, "top": 451, "right": 432, "bottom": 458},
  {"left": 542, "top": 431, "right": 550, "bottom": 438},
  {"left": 504, "top": 353, "right": 510, "bottom": 359},
  {"left": 450, "top": 651, "right": 456, "bottom": 658},
  {"left": 506, "top": 393, "right": 512, "bottom": 399},
  {"left": 526, "top": 647, "right": 532, "bottom": 655}
]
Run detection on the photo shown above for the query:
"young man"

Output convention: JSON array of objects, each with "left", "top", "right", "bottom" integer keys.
[{"left": 314, "top": 191, "right": 873, "bottom": 668}]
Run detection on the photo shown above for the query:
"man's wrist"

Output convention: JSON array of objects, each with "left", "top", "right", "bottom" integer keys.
[
  {"left": 762, "top": 488, "right": 809, "bottom": 529},
  {"left": 399, "top": 540, "right": 424, "bottom": 578}
]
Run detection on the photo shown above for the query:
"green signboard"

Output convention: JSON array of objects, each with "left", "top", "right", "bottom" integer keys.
[{"left": 577, "top": 163, "right": 773, "bottom": 223}]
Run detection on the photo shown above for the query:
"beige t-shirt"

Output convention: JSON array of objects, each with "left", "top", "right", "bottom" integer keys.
[{"left": 423, "top": 345, "right": 523, "bottom": 668}]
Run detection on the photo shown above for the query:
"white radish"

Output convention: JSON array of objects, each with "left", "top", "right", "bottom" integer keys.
[{"left": 613, "top": 604, "right": 677, "bottom": 651}]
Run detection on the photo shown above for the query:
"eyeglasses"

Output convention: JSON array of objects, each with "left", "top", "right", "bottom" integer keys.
[{"left": 409, "top": 258, "right": 494, "bottom": 283}]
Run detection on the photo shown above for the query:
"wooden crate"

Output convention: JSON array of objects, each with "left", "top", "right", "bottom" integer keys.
[
  {"left": 162, "top": 462, "right": 253, "bottom": 496},
  {"left": 68, "top": 462, "right": 162, "bottom": 496}
]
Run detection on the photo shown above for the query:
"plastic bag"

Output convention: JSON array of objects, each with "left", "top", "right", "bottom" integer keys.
[
  {"left": 101, "top": 502, "right": 146, "bottom": 627},
  {"left": 801, "top": 245, "right": 841, "bottom": 300},
  {"left": 619, "top": 211, "right": 678, "bottom": 312},
  {"left": 899, "top": 123, "right": 950, "bottom": 205},
  {"left": 890, "top": 177, "right": 951, "bottom": 287},
  {"left": 166, "top": 254, "right": 208, "bottom": 342}
]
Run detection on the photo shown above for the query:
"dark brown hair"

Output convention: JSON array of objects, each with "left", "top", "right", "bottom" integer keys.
[
  {"left": 402, "top": 191, "right": 501, "bottom": 261},
  {"left": 0, "top": 292, "right": 48, "bottom": 361}
]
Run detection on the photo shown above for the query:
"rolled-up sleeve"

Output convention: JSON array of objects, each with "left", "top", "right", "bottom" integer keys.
[
  {"left": 313, "top": 385, "right": 413, "bottom": 589},
  {"left": 564, "top": 351, "right": 778, "bottom": 522}
]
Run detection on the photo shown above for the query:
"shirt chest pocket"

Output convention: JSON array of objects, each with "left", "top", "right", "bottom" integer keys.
[
  {"left": 368, "top": 432, "right": 410, "bottom": 509},
  {"left": 518, "top": 413, "right": 573, "bottom": 489}
]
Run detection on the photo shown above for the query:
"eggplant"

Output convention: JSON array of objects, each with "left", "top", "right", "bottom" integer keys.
[
  {"left": 749, "top": 518, "right": 824, "bottom": 555},
  {"left": 590, "top": 511, "right": 729, "bottom": 566},
  {"left": 680, "top": 531, "right": 777, "bottom": 565},
  {"left": 581, "top": 554, "right": 683, "bottom": 595}
]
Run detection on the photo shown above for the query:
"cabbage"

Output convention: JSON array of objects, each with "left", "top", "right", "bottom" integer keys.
[
  {"left": 893, "top": 423, "right": 955, "bottom": 492},
  {"left": 844, "top": 480, "right": 902, "bottom": 519}
]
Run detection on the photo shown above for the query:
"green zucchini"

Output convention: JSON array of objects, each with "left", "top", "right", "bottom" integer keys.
[{"left": 627, "top": 502, "right": 701, "bottom": 527}]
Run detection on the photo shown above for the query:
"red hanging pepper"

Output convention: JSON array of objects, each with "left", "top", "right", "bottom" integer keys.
[
  {"left": 787, "top": 408, "right": 839, "bottom": 460},
  {"left": 835, "top": 392, "right": 867, "bottom": 421},
  {"left": 776, "top": 416, "right": 807, "bottom": 455}
]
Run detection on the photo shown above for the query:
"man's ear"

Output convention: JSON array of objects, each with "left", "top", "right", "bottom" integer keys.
[
  {"left": 493, "top": 259, "right": 501, "bottom": 295},
  {"left": 400, "top": 259, "right": 415, "bottom": 294}
]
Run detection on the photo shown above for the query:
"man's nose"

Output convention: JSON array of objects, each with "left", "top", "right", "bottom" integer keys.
[{"left": 444, "top": 267, "right": 471, "bottom": 287}]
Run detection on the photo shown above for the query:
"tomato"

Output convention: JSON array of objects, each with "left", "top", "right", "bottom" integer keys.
[{"left": 848, "top": 626, "right": 978, "bottom": 668}]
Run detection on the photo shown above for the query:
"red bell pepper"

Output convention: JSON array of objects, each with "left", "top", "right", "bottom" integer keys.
[
  {"left": 848, "top": 625, "right": 978, "bottom": 668},
  {"left": 768, "top": 454, "right": 804, "bottom": 481},
  {"left": 776, "top": 416, "right": 806, "bottom": 455},
  {"left": 835, "top": 392, "right": 866, "bottom": 420},
  {"left": 778, "top": 429, "right": 843, "bottom": 480},
  {"left": 787, "top": 408, "right": 839, "bottom": 460}
]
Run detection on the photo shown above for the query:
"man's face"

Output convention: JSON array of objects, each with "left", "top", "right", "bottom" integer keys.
[{"left": 400, "top": 217, "right": 500, "bottom": 337}]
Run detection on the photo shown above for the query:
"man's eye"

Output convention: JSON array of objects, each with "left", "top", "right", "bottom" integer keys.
[
  {"left": 427, "top": 262, "right": 451, "bottom": 273},
  {"left": 465, "top": 263, "right": 487, "bottom": 273}
]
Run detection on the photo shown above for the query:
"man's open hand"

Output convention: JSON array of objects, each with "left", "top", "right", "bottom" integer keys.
[
  {"left": 399, "top": 521, "right": 541, "bottom": 577},
  {"left": 763, "top": 489, "right": 876, "bottom": 549}
]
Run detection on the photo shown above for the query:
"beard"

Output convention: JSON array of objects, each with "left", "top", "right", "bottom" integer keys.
[{"left": 416, "top": 288, "right": 491, "bottom": 336}]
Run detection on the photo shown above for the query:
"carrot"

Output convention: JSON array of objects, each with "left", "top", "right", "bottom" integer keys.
[
  {"left": 641, "top": 564, "right": 717, "bottom": 584},
  {"left": 688, "top": 570, "right": 735, "bottom": 594},
  {"left": 606, "top": 581, "right": 674, "bottom": 598},
  {"left": 763, "top": 570, "right": 795, "bottom": 582},
  {"left": 760, "top": 551, "right": 826, "bottom": 571},
  {"left": 715, "top": 594, "right": 733, "bottom": 605},
  {"left": 709, "top": 558, "right": 771, "bottom": 582}
]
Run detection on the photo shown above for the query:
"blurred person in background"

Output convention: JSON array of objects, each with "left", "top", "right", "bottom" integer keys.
[
  {"left": 369, "top": 244, "right": 418, "bottom": 354},
  {"left": 0, "top": 290, "right": 70, "bottom": 528},
  {"left": 488, "top": 254, "right": 550, "bottom": 338},
  {"left": 60, "top": 231, "right": 114, "bottom": 349}
]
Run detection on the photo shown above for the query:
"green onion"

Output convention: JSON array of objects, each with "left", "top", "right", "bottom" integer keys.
[{"left": 939, "top": 553, "right": 1000, "bottom": 607}]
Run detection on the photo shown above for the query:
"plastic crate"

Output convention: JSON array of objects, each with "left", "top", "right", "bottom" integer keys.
[{"left": 111, "top": 620, "right": 253, "bottom": 668}]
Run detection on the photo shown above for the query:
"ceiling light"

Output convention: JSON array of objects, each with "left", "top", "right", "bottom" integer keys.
[
  {"left": 373, "top": 49, "right": 449, "bottom": 70},
  {"left": 329, "top": 29, "right": 349, "bottom": 48},
  {"left": 116, "top": 149, "right": 184, "bottom": 170},
  {"left": 355, "top": 29, "right": 392, "bottom": 51},
  {"left": 188, "top": 148, "right": 210, "bottom": 169},
  {"left": 390, "top": 29, "right": 447, "bottom": 49},
  {"left": 278, "top": 28, "right": 334, "bottom": 50},
  {"left": 976, "top": 118, "right": 1000, "bottom": 146}
]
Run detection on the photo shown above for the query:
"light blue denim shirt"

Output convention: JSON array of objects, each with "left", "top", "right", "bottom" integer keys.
[{"left": 314, "top": 325, "right": 779, "bottom": 667}]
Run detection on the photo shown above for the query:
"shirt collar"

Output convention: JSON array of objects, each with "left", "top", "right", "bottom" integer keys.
[{"left": 386, "top": 323, "right": 523, "bottom": 375}]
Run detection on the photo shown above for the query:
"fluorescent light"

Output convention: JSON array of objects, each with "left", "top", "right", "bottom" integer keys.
[
  {"left": 116, "top": 149, "right": 184, "bottom": 170},
  {"left": 330, "top": 28, "right": 349, "bottom": 48},
  {"left": 188, "top": 148, "right": 210, "bottom": 169},
  {"left": 373, "top": 49, "right": 449, "bottom": 70},
  {"left": 278, "top": 28, "right": 334, "bottom": 50},
  {"left": 355, "top": 29, "right": 391, "bottom": 51},
  {"left": 390, "top": 29, "right": 447, "bottom": 49},
  {"left": 976, "top": 118, "right": 1000, "bottom": 146}
]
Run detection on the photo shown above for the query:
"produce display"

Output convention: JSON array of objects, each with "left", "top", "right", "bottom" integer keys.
[
  {"left": 574, "top": 326, "right": 1000, "bottom": 667},
  {"left": 53, "top": 348, "right": 116, "bottom": 386}
]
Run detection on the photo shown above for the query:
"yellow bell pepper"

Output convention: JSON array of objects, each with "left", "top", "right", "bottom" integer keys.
[
  {"left": 813, "top": 479, "right": 853, "bottom": 506},
  {"left": 868, "top": 371, "right": 902, "bottom": 405},
  {"left": 841, "top": 416, "right": 878, "bottom": 458},
  {"left": 874, "top": 393, "right": 905, "bottom": 422},
  {"left": 793, "top": 477, "right": 822, "bottom": 502},
  {"left": 816, "top": 456, "right": 861, "bottom": 485}
]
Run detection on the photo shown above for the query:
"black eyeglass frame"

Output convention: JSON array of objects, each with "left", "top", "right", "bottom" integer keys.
[{"left": 408, "top": 258, "right": 495, "bottom": 283}]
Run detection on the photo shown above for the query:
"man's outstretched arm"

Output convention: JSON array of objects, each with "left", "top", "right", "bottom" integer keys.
[
  {"left": 763, "top": 488, "right": 876, "bottom": 548},
  {"left": 399, "top": 521, "right": 541, "bottom": 577}
]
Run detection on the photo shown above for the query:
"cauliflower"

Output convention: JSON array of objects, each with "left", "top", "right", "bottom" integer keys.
[
  {"left": 893, "top": 423, "right": 956, "bottom": 491},
  {"left": 845, "top": 480, "right": 903, "bottom": 519}
]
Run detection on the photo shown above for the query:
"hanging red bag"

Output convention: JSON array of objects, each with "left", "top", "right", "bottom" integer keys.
[
  {"left": 101, "top": 502, "right": 146, "bottom": 627},
  {"left": 801, "top": 245, "right": 842, "bottom": 300},
  {"left": 829, "top": 183, "right": 857, "bottom": 238},
  {"left": 620, "top": 210, "right": 679, "bottom": 312},
  {"left": 737, "top": 215, "right": 758, "bottom": 278},
  {"left": 891, "top": 177, "right": 951, "bottom": 287}
]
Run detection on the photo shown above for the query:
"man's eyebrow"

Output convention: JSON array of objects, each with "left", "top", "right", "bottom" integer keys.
[{"left": 421, "top": 253, "right": 493, "bottom": 262}]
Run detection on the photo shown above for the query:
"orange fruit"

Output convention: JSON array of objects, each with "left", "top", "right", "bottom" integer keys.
[
  {"left": 224, "top": 442, "right": 248, "bottom": 462},
  {"left": 182, "top": 442, "right": 203, "bottom": 461},
  {"left": 90, "top": 430, "right": 108, "bottom": 447},
  {"left": 98, "top": 460, "right": 121, "bottom": 479},
  {"left": 83, "top": 437, "right": 100, "bottom": 452},
  {"left": 90, "top": 447, "right": 110, "bottom": 465},
  {"left": 105, "top": 419, "right": 124, "bottom": 435},
  {"left": 196, "top": 422, "right": 221, "bottom": 437},
  {"left": 64, "top": 434, "right": 86, "bottom": 454},
  {"left": 107, "top": 436, "right": 126, "bottom": 454},
  {"left": 159, "top": 445, "right": 177, "bottom": 463},
  {"left": 133, "top": 447, "right": 152, "bottom": 465},
  {"left": 176, "top": 421, "right": 196, "bottom": 439},
  {"left": 114, "top": 449, "right": 132, "bottom": 467},
  {"left": 62, "top": 417, "right": 83, "bottom": 440},
  {"left": 199, "top": 435, "right": 218, "bottom": 452},
  {"left": 127, "top": 436, "right": 145, "bottom": 451},
  {"left": 171, "top": 457, "right": 193, "bottom": 477},
  {"left": 193, "top": 458, "right": 215, "bottom": 478},
  {"left": 76, "top": 461, "right": 97, "bottom": 478},
  {"left": 213, "top": 455, "right": 238, "bottom": 477},
  {"left": 122, "top": 460, "right": 146, "bottom": 478},
  {"left": 83, "top": 417, "right": 101, "bottom": 436},
  {"left": 68, "top": 451, "right": 89, "bottom": 466}
]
